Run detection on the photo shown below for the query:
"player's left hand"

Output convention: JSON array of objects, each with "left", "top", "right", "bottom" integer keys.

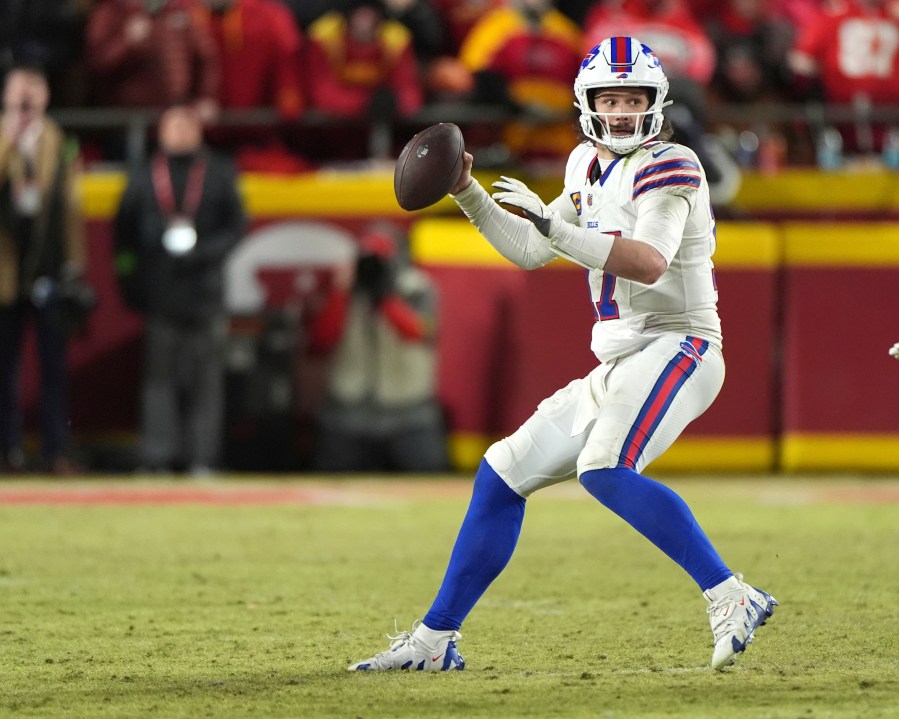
[
  {"left": 492, "top": 176, "right": 557, "bottom": 238},
  {"left": 890, "top": 342, "right": 899, "bottom": 360}
]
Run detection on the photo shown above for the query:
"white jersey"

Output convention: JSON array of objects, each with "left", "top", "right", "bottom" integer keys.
[{"left": 550, "top": 140, "right": 721, "bottom": 363}]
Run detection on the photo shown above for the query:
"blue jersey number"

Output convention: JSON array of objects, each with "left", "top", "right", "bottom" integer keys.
[
  {"left": 593, "top": 231, "right": 621, "bottom": 321},
  {"left": 595, "top": 272, "right": 620, "bottom": 321}
]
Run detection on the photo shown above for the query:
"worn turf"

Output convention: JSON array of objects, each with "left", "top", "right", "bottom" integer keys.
[{"left": 0, "top": 475, "right": 897, "bottom": 718}]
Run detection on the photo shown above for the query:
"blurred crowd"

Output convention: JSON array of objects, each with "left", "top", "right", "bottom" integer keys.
[{"left": 4, "top": 0, "right": 899, "bottom": 171}]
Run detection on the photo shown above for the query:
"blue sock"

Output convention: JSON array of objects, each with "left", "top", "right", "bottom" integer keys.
[
  {"left": 423, "top": 459, "right": 526, "bottom": 631},
  {"left": 579, "top": 466, "right": 731, "bottom": 591}
]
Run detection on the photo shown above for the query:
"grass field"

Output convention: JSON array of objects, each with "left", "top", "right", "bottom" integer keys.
[{"left": 1, "top": 474, "right": 897, "bottom": 718}]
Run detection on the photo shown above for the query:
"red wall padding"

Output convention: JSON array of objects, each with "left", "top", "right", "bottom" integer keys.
[
  {"left": 782, "top": 268, "right": 899, "bottom": 433},
  {"left": 18, "top": 222, "right": 781, "bottom": 452}
]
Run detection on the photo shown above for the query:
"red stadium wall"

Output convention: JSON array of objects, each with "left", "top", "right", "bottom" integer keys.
[
  {"left": 15, "top": 171, "right": 899, "bottom": 472},
  {"left": 411, "top": 218, "right": 782, "bottom": 471},
  {"left": 779, "top": 224, "right": 899, "bottom": 471}
]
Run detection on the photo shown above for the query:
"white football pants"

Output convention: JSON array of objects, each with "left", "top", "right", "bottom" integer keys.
[{"left": 485, "top": 333, "right": 724, "bottom": 497}]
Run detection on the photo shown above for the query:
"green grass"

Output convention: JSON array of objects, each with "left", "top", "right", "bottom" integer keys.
[{"left": 1, "top": 475, "right": 897, "bottom": 718}]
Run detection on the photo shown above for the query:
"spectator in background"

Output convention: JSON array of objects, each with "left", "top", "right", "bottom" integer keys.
[
  {"left": 422, "top": 0, "right": 499, "bottom": 103},
  {"left": 113, "top": 104, "right": 245, "bottom": 476},
  {"left": 767, "top": 0, "right": 822, "bottom": 29},
  {"left": 788, "top": 0, "right": 899, "bottom": 154},
  {"left": 277, "top": 0, "right": 332, "bottom": 32},
  {"left": 383, "top": 0, "right": 446, "bottom": 65},
  {"left": 458, "top": 0, "right": 584, "bottom": 159},
  {"left": 305, "top": 0, "right": 424, "bottom": 120},
  {"left": 431, "top": 0, "right": 502, "bottom": 55},
  {"left": 0, "top": 61, "right": 88, "bottom": 475},
  {"left": 689, "top": 0, "right": 816, "bottom": 30},
  {"left": 379, "top": 0, "right": 478, "bottom": 105},
  {"left": 303, "top": 0, "right": 424, "bottom": 162},
  {"left": 704, "top": 0, "right": 795, "bottom": 104},
  {"left": 196, "top": 0, "right": 307, "bottom": 170},
  {"left": 309, "top": 226, "right": 449, "bottom": 473},
  {"left": 85, "top": 0, "right": 221, "bottom": 126},
  {"left": 0, "top": 0, "right": 92, "bottom": 107},
  {"left": 555, "top": 0, "right": 595, "bottom": 24},
  {"left": 198, "top": 0, "right": 303, "bottom": 121}
]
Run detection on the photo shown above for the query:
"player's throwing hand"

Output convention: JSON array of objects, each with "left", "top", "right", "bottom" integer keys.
[{"left": 889, "top": 343, "right": 899, "bottom": 360}]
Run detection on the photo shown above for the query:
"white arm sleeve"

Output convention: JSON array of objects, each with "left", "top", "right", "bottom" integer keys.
[
  {"left": 538, "top": 190, "right": 615, "bottom": 270},
  {"left": 451, "top": 180, "right": 557, "bottom": 270},
  {"left": 543, "top": 192, "right": 690, "bottom": 271},
  {"left": 632, "top": 192, "right": 691, "bottom": 264},
  {"left": 546, "top": 221, "right": 616, "bottom": 270}
]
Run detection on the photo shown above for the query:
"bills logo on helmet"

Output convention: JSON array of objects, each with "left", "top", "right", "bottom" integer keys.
[
  {"left": 640, "top": 43, "right": 663, "bottom": 69},
  {"left": 581, "top": 45, "right": 600, "bottom": 69}
]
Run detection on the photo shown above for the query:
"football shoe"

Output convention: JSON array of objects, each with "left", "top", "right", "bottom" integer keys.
[
  {"left": 347, "top": 620, "right": 465, "bottom": 672},
  {"left": 705, "top": 573, "right": 778, "bottom": 670}
]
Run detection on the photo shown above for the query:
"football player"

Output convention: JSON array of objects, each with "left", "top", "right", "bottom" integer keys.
[{"left": 348, "top": 36, "right": 777, "bottom": 673}]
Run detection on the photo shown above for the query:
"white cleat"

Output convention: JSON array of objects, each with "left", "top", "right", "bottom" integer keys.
[
  {"left": 348, "top": 621, "right": 465, "bottom": 672},
  {"left": 705, "top": 574, "right": 778, "bottom": 670}
]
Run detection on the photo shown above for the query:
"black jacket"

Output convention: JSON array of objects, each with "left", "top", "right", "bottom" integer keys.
[{"left": 114, "top": 149, "right": 246, "bottom": 323}]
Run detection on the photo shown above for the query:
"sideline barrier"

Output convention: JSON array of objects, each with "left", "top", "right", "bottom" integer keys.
[
  {"left": 28, "top": 171, "right": 899, "bottom": 472},
  {"left": 780, "top": 223, "right": 899, "bottom": 471},
  {"left": 411, "top": 219, "right": 783, "bottom": 472}
]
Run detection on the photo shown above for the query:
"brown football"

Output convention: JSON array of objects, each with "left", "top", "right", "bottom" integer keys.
[{"left": 393, "top": 123, "right": 465, "bottom": 211}]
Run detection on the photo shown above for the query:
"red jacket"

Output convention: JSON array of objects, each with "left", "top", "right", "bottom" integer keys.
[
  {"left": 199, "top": 0, "right": 303, "bottom": 119},
  {"left": 86, "top": 0, "right": 221, "bottom": 108},
  {"left": 459, "top": 6, "right": 583, "bottom": 112},
  {"left": 305, "top": 11, "right": 423, "bottom": 118},
  {"left": 792, "top": 0, "right": 899, "bottom": 104}
]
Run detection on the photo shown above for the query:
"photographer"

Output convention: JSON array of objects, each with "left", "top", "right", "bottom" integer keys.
[
  {"left": 309, "top": 226, "right": 449, "bottom": 473},
  {"left": 0, "top": 60, "right": 89, "bottom": 474}
]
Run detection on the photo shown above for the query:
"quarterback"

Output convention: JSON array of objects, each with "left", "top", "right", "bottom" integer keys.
[{"left": 349, "top": 36, "right": 778, "bottom": 673}]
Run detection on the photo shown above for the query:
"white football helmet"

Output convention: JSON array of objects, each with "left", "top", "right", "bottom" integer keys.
[{"left": 574, "top": 36, "right": 671, "bottom": 155}]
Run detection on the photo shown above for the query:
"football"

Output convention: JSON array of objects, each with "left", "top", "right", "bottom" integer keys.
[{"left": 393, "top": 123, "right": 465, "bottom": 211}]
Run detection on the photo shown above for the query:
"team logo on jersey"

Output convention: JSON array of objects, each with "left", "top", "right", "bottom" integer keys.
[
  {"left": 570, "top": 191, "right": 582, "bottom": 215},
  {"left": 587, "top": 221, "right": 599, "bottom": 228},
  {"left": 587, "top": 193, "right": 593, "bottom": 207}
]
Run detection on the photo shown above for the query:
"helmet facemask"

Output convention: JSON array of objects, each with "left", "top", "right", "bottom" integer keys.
[{"left": 574, "top": 37, "right": 671, "bottom": 155}]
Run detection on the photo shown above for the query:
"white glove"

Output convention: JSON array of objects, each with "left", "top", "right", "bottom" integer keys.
[
  {"left": 890, "top": 342, "right": 899, "bottom": 360},
  {"left": 492, "top": 176, "right": 558, "bottom": 238}
]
